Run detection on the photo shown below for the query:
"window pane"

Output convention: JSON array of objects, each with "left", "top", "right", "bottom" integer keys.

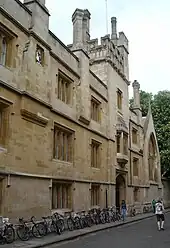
[
  {"left": 0, "top": 37, "right": 7, "bottom": 66},
  {"left": 54, "top": 127, "right": 73, "bottom": 162}
]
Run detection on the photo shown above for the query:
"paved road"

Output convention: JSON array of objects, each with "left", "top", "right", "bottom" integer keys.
[{"left": 49, "top": 213, "right": 170, "bottom": 248}]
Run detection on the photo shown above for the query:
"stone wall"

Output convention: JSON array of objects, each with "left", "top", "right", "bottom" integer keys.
[{"left": 162, "top": 179, "right": 170, "bottom": 207}]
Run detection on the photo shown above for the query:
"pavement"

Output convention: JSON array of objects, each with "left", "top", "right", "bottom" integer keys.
[
  {"left": 52, "top": 211, "right": 170, "bottom": 248},
  {"left": 2, "top": 210, "right": 170, "bottom": 248}
]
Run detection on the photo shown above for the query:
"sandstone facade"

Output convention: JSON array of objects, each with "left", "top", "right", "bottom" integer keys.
[{"left": 0, "top": 0, "right": 163, "bottom": 220}]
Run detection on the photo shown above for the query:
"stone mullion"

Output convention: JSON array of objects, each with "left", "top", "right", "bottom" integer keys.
[
  {"left": 58, "top": 131, "right": 62, "bottom": 160},
  {"left": 120, "top": 132, "right": 123, "bottom": 154},
  {"left": 0, "top": 36, "right": 2, "bottom": 63},
  {"left": 53, "top": 129, "right": 57, "bottom": 159},
  {"left": 63, "top": 133, "right": 67, "bottom": 161},
  {"left": 67, "top": 134, "right": 72, "bottom": 162},
  {"left": 64, "top": 81, "right": 67, "bottom": 103},
  {"left": 94, "top": 145, "right": 96, "bottom": 167},
  {"left": 58, "top": 78, "right": 62, "bottom": 99}
]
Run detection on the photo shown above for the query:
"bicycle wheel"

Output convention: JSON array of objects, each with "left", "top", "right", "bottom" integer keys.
[
  {"left": 87, "top": 216, "right": 92, "bottom": 227},
  {"left": 67, "top": 218, "right": 74, "bottom": 231},
  {"left": 57, "top": 219, "right": 65, "bottom": 233},
  {"left": 32, "top": 223, "right": 46, "bottom": 238},
  {"left": 17, "top": 226, "right": 30, "bottom": 241},
  {"left": 100, "top": 214, "right": 106, "bottom": 224},
  {"left": 4, "top": 226, "right": 15, "bottom": 244},
  {"left": 75, "top": 217, "right": 81, "bottom": 229},
  {"left": 79, "top": 217, "right": 84, "bottom": 228}
]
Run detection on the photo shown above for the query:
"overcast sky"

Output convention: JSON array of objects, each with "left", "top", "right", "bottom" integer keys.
[{"left": 22, "top": 0, "right": 170, "bottom": 96}]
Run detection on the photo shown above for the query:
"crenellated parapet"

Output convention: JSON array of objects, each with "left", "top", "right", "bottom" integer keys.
[
  {"left": 68, "top": 10, "right": 129, "bottom": 82},
  {"left": 87, "top": 34, "right": 127, "bottom": 82}
]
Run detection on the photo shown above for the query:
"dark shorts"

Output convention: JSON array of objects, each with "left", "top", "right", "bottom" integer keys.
[{"left": 156, "top": 214, "right": 165, "bottom": 221}]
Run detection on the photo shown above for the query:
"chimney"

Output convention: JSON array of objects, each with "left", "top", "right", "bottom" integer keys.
[
  {"left": 24, "top": 0, "right": 50, "bottom": 41},
  {"left": 111, "top": 17, "right": 117, "bottom": 41},
  {"left": 132, "top": 80, "right": 140, "bottom": 108},
  {"left": 72, "top": 8, "right": 91, "bottom": 50},
  {"left": 118, "top": 32, "right": 129, "bottom": 80},
  {"left": 83, "top": 9, "right": 91, "bottom": 42}
]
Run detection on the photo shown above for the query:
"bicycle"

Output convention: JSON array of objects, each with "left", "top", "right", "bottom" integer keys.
[
  {"left": 67, "top": 212, "right": 82, "bottom": 231},
  {"left": 31, "top": 216, "right": 46, "bottom": 238},
  {"left": 0, "top": 218, "right": 15, "bottom": 244},
  {"left": 143, "top": 204, "right": 152, "bottom": 213},
  {"left": 79, "top": 211, "right": 93, "bottom": 228},
  {"left": 16, "top": 216, "right": 45, "bottom": 241},
  {"left": 41, "top": 216, "right": 53, "bottom": 235},
  {"left": 129, "top": 206, "right": 136, "bottom": 217},
  {"left": 52, "top": 213, "right": 65, "bottom": 233}
]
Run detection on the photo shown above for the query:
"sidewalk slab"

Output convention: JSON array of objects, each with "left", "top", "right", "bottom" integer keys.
[{"left": 3, "top": 210, "right": 170, "bottom": 248}]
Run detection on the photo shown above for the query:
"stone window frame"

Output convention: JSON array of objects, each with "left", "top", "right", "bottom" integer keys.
[
  {"left": 134, "top": 187, "right": 140, "bottom": 202},
  {"left": 132, "top": 127, "right": 138, "bottom": 144},
  {"left": 117, "top": 88, "right": 123, "bottom": 111},
  {"left": 91, "top": 139, "right": 101, "bottom": 168},
  {"left": 123, "top": 132, "right": 128, "bottom": 155},
  {"left": 52, "top": 181, "right": 72, "bottom": 209},
  {"left": 91, "top": 184, "right": 100, "bottom": 207},
  {"left": 57, "top": 70, "right": 73, "bottom": 105},
  {"left": 0, "top": 25, "right": 16, "bottom": 68},
  {"left": 116, "top": 131, "right": 121, "bottom": 153},
  {"left": 53, "top": 123, "right": 74, "bottom": 163},
  {"left": 116, "top": 131, "right": 128, "bottom": 155},
  {"left": 35, "top": 44, "right": 45, "bottom": 66},
  {"left": 133, "top": 157, "right": 139, "bottom": 177},
  {"left": 91, "top": 96, "right": 101, "bottom": 123},
  {"left": 0, "top": 96, "right": 13, "bottom": 148}
]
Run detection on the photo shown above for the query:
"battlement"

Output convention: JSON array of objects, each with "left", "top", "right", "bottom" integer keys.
[
  {"left": 69, "top": 9, "right": 129, "bottom": 80},
  {"left": 87, "top": 34, "right": 124, "bottom": 76}
]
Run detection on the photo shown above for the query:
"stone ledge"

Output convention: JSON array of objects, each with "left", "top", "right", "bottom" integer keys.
[{"left": 20, "top": 109, "right": 49, "bottom": 127}]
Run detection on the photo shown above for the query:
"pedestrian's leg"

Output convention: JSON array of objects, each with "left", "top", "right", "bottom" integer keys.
[
  {"left": 156, "top": 215, "right": 161, "bottom": 231},
  {"left": 123, "top": 209, "right": 126, "bottom": 221},
  {"left": 161, "top": 215, "right": 165, "bottom": 230},
  {"left": 122, "top": 209, "right": 125, "bottom": 221},
  {"left": 121, "top": 210, "right": 124, "bottom": 221},
  {"left": 157, "top": 221, "right": 161, "bottom": 230}
]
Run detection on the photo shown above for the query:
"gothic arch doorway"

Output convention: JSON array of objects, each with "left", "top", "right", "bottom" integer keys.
[{"left": 116, "top": 174, "right": 126, "bottom": 209}]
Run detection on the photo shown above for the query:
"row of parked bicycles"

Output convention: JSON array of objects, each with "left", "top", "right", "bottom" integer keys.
[{"left": 0, "top": 206, "right": 124, "bottom": 244}]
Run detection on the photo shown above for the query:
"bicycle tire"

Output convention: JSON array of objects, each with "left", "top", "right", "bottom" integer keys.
[
  {"left": 32, "top": 223, "right": 46, "bottom": 238},
  {"left": 53, "top": 221, "right": 62, "bottom": 235},
  {"left": 67, "top": 218, "right": 74, "bottom": 231},
  {"left": 87, "top": 216, "right": 93, "bottom": 227},
  {"left": 56, "top": 219, "right": 64, "bottom": 233},
  {"left": 79, "top": 217, "right": 84, "bottom": 228},
  {"left": 75, "top": 217, "right": 82, "bottom": 229},
  {"left": 17, "top": 226, "right": 30, "bottom": 241},
  {"left": 100, "top": 214, "right": 106, "bottom": 224},
  {"left": 4, "top": 226, "right": 15, "bottom": 244}
]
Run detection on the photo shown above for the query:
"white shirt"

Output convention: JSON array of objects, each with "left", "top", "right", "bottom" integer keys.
[{"left": 155, "top": 202, "right": 164, "bottom": 215}]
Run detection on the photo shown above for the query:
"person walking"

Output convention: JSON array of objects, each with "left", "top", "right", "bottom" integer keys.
[
  {"left": 121, "top": 200, "right": 127, "bottom": 221},
  {"left": 152, "top": 199, "right": 156, "bottom": 213},
  {"left": 155, "top": 199, "right": 165, "bottom": 231}
]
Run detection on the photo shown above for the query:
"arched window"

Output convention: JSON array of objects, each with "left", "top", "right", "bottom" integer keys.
[
  {"left": 0, "top": 37, "right": 7, "bottom": 66},
  {"left": 148, "top": 133, "right": 157, "bottom": 180}
]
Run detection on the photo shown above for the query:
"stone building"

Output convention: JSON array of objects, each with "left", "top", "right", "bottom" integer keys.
[{"left": 0, "top": 0, "right": 162, "bottom": 220}]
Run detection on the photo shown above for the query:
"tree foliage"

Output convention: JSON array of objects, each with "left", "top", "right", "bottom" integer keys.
[
  {"left": 151, "top": 91, "right": 170, "bottom": 177},
  {"left": 130, "top": 90, "right": 170, "bottom": 177}
]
